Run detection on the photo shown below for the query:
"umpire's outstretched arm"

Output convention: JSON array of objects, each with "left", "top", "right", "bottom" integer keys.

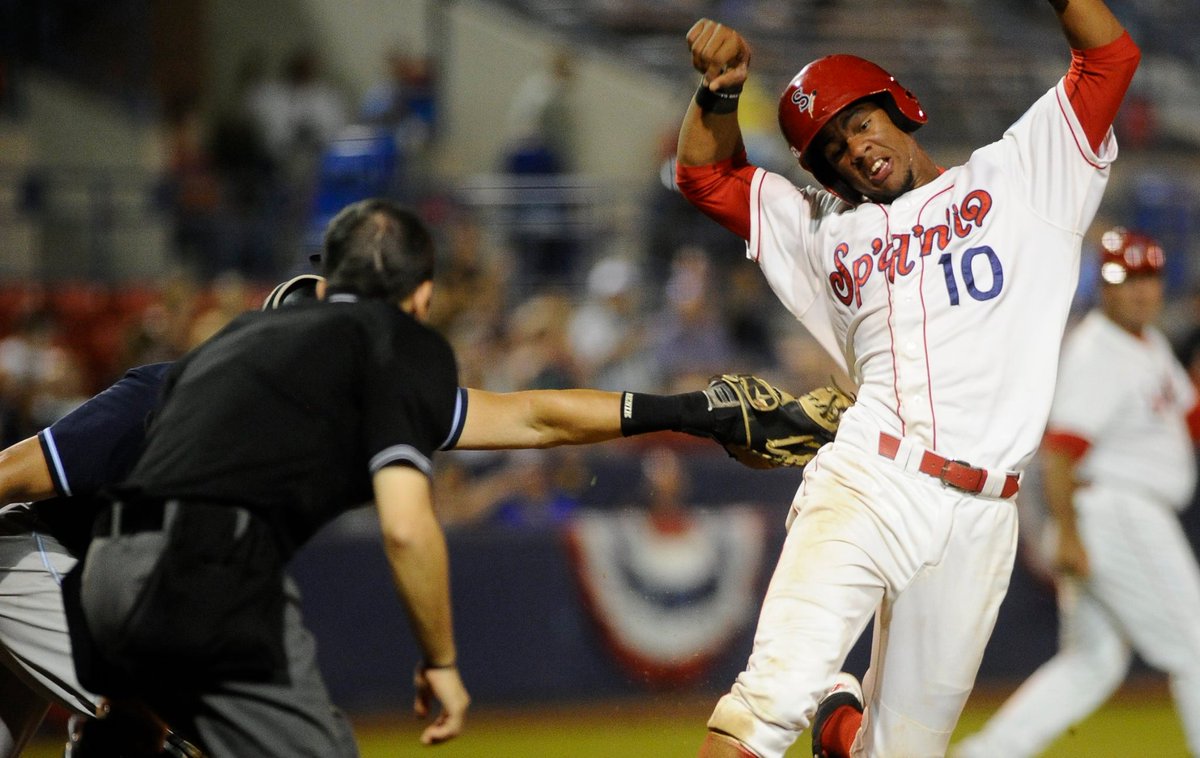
[{"left": 454, "top": 388, "right": 626, "bottom": 450}]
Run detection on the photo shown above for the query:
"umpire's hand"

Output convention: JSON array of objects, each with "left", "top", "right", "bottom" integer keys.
[{"left": 413, "top": 664, "right": 470, "bottom": 745}]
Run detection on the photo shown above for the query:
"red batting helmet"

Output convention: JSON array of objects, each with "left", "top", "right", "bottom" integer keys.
[
  {"left": 778, "top": 55, "right": 926, "bottom": 202},
  {"left": 1098, "top": 227, "right": 1165, "bottom": 285}
]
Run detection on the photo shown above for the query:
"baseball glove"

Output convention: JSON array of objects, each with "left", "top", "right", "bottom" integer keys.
[{"left": 700, "top": 374, "right": 853, "bottom": 469}]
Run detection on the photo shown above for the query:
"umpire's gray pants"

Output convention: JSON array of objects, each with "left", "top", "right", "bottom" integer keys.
[
  {"left": 82, "top": 519, "right": 360, "bottom": 758},
  {"left": 183, "top": 576, "right": 360, "bottom": 758}
]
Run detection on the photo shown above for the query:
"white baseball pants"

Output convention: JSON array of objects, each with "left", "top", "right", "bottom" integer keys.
[{"left": 708, "top": 441, "right": 1019, "bottom": 757}]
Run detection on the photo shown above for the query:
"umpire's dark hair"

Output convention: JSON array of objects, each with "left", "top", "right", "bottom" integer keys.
[{"left": 320, "top": 199, "right": 435, "bottom": 303}]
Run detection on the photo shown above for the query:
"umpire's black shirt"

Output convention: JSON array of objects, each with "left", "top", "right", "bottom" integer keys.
[{"left": 118, "top": 292, "right": 464, "bottom": 554}]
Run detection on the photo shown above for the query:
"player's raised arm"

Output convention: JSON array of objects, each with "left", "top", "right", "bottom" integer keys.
[
  {"left": 1049, "top": 0, "right": 1124, "bottom": 50},
  {"left": 677, "top": 18, "right": 750, "bottom": 167},
  {"left": 1046, "top": 0, "right": 1140, "bottom": 154}
]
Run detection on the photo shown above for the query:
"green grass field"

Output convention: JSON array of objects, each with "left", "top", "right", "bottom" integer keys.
[{"left": 22, "top": 681, "right": 1188, "bottom": 757}]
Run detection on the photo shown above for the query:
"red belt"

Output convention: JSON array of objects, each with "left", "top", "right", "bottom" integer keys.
[{"left": 878, "top": 433, "right": 1019, "bottom": 499}]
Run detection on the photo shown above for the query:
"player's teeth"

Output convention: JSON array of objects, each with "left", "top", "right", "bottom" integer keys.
[{"left": 872, "top": 158, "right": 884, "bottom": 174}]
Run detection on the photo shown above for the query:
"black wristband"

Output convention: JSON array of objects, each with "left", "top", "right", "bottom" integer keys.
[
  {"left": 620, "top": 391, "right": 709, "bottom": 437},
  {"left": 694, "top": 81, "right": 742, "bottom": 114},
  {"left": 421, "top": 658, "right": 457, "bottom": 671}
]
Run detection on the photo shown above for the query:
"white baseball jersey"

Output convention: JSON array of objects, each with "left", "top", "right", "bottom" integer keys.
[
  {"left": 700, "top": 78, "right": 1119, "bottom": 758},
  {"left": 748, "top": 81, "right": 1115, "bottom": 472},
  {"left": 1051, "top": 311, "right": 1197, "bottom": 507}
]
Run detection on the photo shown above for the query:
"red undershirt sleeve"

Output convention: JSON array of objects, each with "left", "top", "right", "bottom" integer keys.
[
  {"left": 1186, "top": 402, "right": 1200, "bottom": 445},
  {"left": 1043, "top": 429, "right": 1092, "bottom": 462},
  {"left": 675, "top": 151, "right": 758, "bottom": 241},
  {"left": 1063, "top": 31, "right": 1141, "bottom": 154}
]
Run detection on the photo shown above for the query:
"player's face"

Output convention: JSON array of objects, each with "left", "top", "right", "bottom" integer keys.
[
  {"left": 1101, "top": 273, "right": 1163, "bottom": 335},
  {"left": 816, "top": 102, "right": 937, "bottom": 203}
]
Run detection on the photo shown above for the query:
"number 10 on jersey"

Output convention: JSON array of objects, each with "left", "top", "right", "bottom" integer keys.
[{"left": 938, "top": 246, "right": 1004, "bottom": 305}]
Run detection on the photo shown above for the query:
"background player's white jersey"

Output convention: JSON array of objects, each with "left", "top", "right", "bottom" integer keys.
[
  {"left": 747, "top": 79, "right": 1116, "bottom": 472},
  {"left": 1052, "top": 311, "right": 1196, "bottom": 508}
]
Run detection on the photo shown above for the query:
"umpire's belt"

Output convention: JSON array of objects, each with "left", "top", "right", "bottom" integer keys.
[
  {"left": 95, "top": 500, "right": 178, "bottom": 537},
  {"left": 877, "top": 433, "right": 1019, "bottom": 499}
]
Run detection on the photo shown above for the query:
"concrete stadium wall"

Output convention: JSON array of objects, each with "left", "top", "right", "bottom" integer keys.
[
  {"left": 0, "top": 74, "right": 170, "bottom": 280},
  {"left": 206, "top": 0, "right": 680, "bottom": 183},
  {"left": 290, "top": 505, "right": 1069, "bottom": 712}
]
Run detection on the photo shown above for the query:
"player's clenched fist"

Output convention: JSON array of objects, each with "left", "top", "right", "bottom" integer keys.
[{"left": 686, "top": 18, "right": 751, "bottom": 91}]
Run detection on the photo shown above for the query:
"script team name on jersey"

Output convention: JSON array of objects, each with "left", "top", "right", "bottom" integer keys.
[{"left": 828, "top": 189, "right": 995, "bottom": 308}]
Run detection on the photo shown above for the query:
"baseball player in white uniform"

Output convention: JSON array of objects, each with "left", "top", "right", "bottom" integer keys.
[
  {"left": 677, "top": 1, "right": 1140, "bottom": 756},
  {"left": 953, "top": 228, "right": 1200, "bottom": 757}
]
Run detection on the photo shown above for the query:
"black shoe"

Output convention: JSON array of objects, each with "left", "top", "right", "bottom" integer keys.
[
  {"left": 811, "top": 672, "right": 864, "bottom": 758},
  {"left": 64, "top": 717, "right": 209, "bottom": 758}
]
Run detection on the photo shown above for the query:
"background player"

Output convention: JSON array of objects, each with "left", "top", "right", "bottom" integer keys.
[
  {"left": 675, "top": 1, "right": 1140, "bottom": 756},
  {"left": 952, "top": 228, "right": 1200, "bottom": 757}
]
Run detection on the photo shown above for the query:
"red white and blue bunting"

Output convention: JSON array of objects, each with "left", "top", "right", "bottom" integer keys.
[{"left": 565, "top": 506, "right": 767, "bottom": 686}]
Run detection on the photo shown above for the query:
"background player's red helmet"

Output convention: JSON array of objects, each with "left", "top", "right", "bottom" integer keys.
[
  {"left": 1098, "top": 227, "right": 1165, "bottom": 284},
  {"left": 778, "top": 55, "right": 926, "bottom": 202}
]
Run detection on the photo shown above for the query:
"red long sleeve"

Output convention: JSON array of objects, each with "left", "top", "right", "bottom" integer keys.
[
  {"left": 675, "top": 151, "right": 757, "bottom": 241},
  {"left": 1064, "top": 31, "right": 1141, "bottom": 154}
]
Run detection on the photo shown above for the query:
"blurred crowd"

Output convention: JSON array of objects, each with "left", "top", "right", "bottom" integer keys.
[
  {"left": 161, "top": 44, "right": 436, "bottom": 281},
  {"left": 0, "top": 188, "right": 849, "bottom": 528},
  {"left": 0, "top": 54, "right": 850, "bottom": 521},
  {"left": 0, "top": 39, "right": 832, "bottom": 531},
  {"left": 4, "top": 26, "right": 1199, "bottom": 534}
]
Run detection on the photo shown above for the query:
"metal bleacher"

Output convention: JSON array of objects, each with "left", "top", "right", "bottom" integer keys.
[{"left": 492, "top": 0, "right": 1064, "bottom": 149}]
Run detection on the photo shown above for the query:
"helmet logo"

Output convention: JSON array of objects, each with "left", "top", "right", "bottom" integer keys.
[{"left": 790, "top": 88, "right": 816, "bottom": 117}]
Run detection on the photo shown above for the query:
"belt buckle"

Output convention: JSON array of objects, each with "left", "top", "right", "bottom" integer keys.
[{"left": 938, "top": 458, "right": 979, "bottom": 493}]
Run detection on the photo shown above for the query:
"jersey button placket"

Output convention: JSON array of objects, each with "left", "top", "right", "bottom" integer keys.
[{"left": 892, "top": 261, "right": 933, "bottom": 436}]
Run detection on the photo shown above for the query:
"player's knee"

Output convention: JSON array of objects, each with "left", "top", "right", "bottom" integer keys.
[
  {"left": 1056, "top": 639, "right": 1129, "bottom": 692},
  {"left": 1085, "top": 636, "right": 1131, "bottom": 681}
]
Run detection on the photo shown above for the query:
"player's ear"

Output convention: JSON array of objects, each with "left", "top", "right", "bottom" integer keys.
[
  {"left": 315, "top": 278, "right": 327, "bottom": 300},
  {"left": 404, "top": 280, "right": 435, "bottom": 321}
]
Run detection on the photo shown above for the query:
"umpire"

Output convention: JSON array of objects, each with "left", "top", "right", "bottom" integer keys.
[{"left": 74, "top": 199, "right": 469, "bottom": 756}]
